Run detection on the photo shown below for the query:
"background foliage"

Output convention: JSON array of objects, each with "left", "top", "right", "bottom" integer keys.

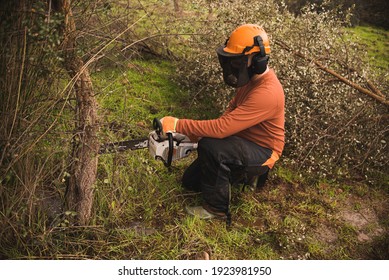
[
  {"left": 172, "top": 0, "right": 388, "bottom": 183},
  {"left": 0, "top": 0, "right": 387, "bottom": 260},
  {"left": 279, "top": 0, "right": 389, "bottom": 28}
]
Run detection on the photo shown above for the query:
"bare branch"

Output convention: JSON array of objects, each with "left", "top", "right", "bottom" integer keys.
[{"left": 276, "top": 40, "right": 388, "bottom": 106}]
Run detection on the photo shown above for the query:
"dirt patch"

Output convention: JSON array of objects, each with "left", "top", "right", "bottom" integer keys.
[
  {"left": 309, "top": 184, "right": 388, "bottom": 259},
  {"left": 126, "top": 221, "right": 156, "bottom": 236},
  {"left": 338, "top": 197, "right": 386, "bottom": 243},
  {"left": 341, "top": 209, "right": 385, "bottom": 242},
  {"left": 316, "top": 224, "right": 338, "bottom": 243}
]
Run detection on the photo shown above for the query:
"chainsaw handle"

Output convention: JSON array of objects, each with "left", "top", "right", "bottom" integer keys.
[
  {"left": 153, "top": 118, "right": 173, "bottom": 167},
  {"left": 165, "top": 133, "right": 174, "bottom": 168},
  {"left": 153, "top": 118, "right": 163, "bottom": 135}
]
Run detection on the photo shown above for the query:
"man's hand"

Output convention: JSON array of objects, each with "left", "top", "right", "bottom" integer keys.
[{"left": 160, "top": 116, "right": 179, "bottom": 134}]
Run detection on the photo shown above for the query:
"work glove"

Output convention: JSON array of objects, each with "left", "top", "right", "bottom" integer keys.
[{"left": 160, "top": 116, "right": 179, "bottom": 134}]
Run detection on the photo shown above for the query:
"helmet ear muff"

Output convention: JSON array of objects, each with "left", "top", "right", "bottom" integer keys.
[
  {"left": 249, "top": 35, "right": 268, "bottom": 75},
  {"left": 250, "top": 54, "right": 269, "bottom": 75}
]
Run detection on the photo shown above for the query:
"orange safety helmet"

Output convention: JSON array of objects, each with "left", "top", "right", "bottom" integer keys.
[
  {"left": 219, "top": 24, "right": 271, "bottom": 56},
  {"left": 216, "top": 24, "right": 271, "bottom": 87}
]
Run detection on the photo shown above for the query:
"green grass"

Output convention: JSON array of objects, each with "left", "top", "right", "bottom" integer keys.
[
  {"left": 93, "top": 59, "right": 184, "bottom": 137},
  {"left": 93, "top": 57, "right": 219, "bottom": 143},
  {"left": 1, "top": 57, "right": 388, "bottom": 260},
  {"left": 2, "top": 0, "right": 388, "bottom": 261},
  {"left": 346, "top": 25, "right": 389, "bottom": 73}
]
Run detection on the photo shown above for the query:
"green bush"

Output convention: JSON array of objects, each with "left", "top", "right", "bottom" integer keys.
[{"left": 173, "top": 0, "right": 388, "bottom": 182}]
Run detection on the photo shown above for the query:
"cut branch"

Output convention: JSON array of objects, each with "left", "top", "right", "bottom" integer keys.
[{"left": 276, "top": 40, "right": 388, "bottom": 106}]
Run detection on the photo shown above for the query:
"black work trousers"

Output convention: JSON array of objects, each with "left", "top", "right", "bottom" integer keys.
[{"left": 182, "top": 136, "right": 272, "bottom": 214}]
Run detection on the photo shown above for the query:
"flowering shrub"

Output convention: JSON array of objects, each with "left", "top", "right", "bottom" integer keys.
[{"left": 173, "top": 0, "right": 388, "bottom": 182}]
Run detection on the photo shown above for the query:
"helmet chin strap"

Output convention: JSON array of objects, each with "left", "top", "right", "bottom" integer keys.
[{"left": 248, "top": 66, "right": 256, "bottom": 79}]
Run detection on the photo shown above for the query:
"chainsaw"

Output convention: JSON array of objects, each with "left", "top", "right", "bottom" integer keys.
[{"left": 99, "top": 118, "right": 198, "bottom": 167}]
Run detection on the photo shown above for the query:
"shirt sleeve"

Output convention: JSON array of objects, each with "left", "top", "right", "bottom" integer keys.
[{"left": 176, "top": 87, "right": 277, "bottom": 139}]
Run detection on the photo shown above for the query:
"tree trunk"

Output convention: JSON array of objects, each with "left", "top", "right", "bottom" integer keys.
[
  {"left": 53, "top": 0, "right": 99, "bottom": 225},
  {"left": 173, "top": 0, "right": 180, "bottom": 13}
]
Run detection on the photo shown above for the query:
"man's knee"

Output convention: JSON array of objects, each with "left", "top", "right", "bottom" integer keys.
[
  {"left": 198, "top": 138, "right": 221, "bottom": 161},
  {"left": 198, "top": 137, "right": 218, "bottom": 151},
  {"left": 198, "top": 137, "right": 230, "bottom": 160}
]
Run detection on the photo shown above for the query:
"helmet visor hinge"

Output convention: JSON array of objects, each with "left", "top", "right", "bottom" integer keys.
[
  {"left": 242, "top": 46, "right": 254, "bottom": 54},
  {"left": 254, "top": 35, "right": 266, "bottom": 57},
  {"left": 241, "top": 36, "right": 265, "bottom": 56}
]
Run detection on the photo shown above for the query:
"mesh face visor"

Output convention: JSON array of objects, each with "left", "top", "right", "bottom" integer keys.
[{"left": 217, "top": 47, "right": 250, "bottom": 88}]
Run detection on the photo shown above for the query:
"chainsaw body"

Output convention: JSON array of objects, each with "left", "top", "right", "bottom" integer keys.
[
  {"left": 99, "top": 118, "right": 197, "bottom": 167},
  {"left": 148, "top": 131, "right": 198, "bottom": 165}
]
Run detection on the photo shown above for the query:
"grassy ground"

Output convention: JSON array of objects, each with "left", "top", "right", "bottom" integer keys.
[
  {"left": 1, "top": 33, "right": 387, "bottom": 260},
  {"left": 38, "top": 57, "right": 385, "bottom": 260},
  {"left": 1, "top": 57, "right": 387, "bottom": 260},
  {"left": 346, "top": 25, "right": 389, "bottom": 74}
]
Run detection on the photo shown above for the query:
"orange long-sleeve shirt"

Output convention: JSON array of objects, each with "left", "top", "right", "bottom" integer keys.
[{"left": 176, "top": 69, "right": 285, "bottom": 159}]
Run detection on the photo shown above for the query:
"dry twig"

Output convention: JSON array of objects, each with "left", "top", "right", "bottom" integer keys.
[{"left": 275, "top": 40, "right": 388, "bottom": 106}]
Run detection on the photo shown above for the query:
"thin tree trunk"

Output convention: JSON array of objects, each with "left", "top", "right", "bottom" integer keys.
[
  {"left": 173, "top": 0, "right": 180, "bottom": 13},
  {"left": 53, "top": 0, "right": 99, "bottom": 225}
]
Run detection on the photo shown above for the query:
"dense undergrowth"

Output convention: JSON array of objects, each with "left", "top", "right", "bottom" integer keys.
[
  {"left": 0, "top": 0, "right": 388, "bottom": 260},
  {"left": 1, "top": 58, "right": 388, "bottom": 260}
]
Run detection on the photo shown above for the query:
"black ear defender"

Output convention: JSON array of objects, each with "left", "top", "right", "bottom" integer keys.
[
  {"left": 250, "top": 54, "right": 269, "bottom": 75},
  {"left": 250, "top": 35, "right": 269, "bottom": 75}
]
